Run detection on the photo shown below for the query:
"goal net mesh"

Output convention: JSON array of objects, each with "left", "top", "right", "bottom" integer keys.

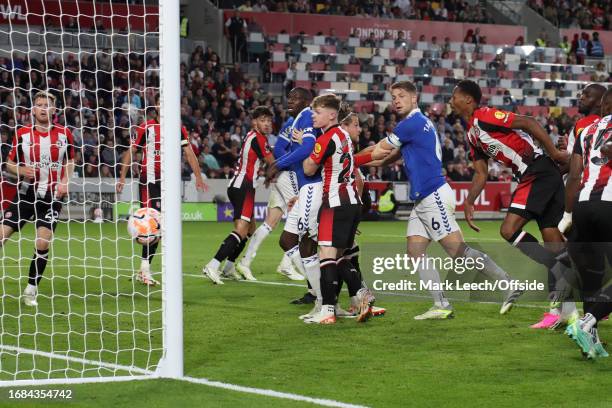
[{"left": 0, "top": 0, "right": 164, "bottom": 381}]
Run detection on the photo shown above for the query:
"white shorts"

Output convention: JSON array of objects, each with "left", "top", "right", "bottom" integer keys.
[
  {"left": 406, "top": 183, "right": 460, "bottom": 241},
  {"left": 284, "top": 182, "right": 323, "bottom": 239},
  {"left": 268, "top": 171, "right": 299, "bottom": 214}
]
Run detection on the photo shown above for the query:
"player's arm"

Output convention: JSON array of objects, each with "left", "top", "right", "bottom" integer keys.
[
  {"left": 511, "top": 115, "right": 569, "bottom": 165},
  {"left": 304, "top": 137, "right": 333, "bottom": 176},
  {"left": 117, "top": 144, "right": 138, "bottom": 193},
  {"left": 183, "top": 145, "right": 208, "bottom": 192},
  {"left": 273, "top": 135, "right": 291, "bottom": 159},
  {"left": 464, "top": 157, "right": 488, "bottom": 233},
  {"left": 56, "top": 129, "right": 76, "bottom": 199},
  {"left": 6, "top": 133, "right": 35, "bottom": 179},
  {"left": 559, "top": 138, "right": 585, "bottom": 233},
  {"left": 602, "top": 141, "right": 612, "bottom": 160},
  {"left": 355, "top": 143, "right": 393, "bottom": 167}
]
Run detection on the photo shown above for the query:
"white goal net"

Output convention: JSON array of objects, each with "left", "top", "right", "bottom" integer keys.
[{"left": 0, "top": 0, "right": 182, "bottom": 384}]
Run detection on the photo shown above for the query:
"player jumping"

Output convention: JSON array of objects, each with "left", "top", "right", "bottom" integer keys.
[
  {"left": 0, "top": 91, "right": 75, "bottom": 307},
  {"left": 372, "top": 81, "right": 522, "bottom": 320},
  {"left": 203, "top": 106, "right": 275, "bottom": 284},
  {"left": 117, "top": 106, "right": 207, "bottom": 286}
]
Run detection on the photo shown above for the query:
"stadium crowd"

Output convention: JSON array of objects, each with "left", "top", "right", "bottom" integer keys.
[
  {"left": 528, "top": 0, "right": 612, "bottom": 30},
  {"left": 222, "top": 0, "right": 492, "bottom": 23},
  {"left": 0, "top": 23, "right": 610, "bottom": 184}
]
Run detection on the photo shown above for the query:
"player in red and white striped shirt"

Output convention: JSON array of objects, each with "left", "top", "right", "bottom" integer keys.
[
  {"left": 564, "top": 89, "right": 612, "bottom": 359},
  {"left": 0, "top": 91, "right": 75, "bottom": 307},
  {"left": 116, "top": 107, "right": 207, "bottom": 286},
  {"left": 450, "top": 80, "right": 574, "bottom": 328},
  {"left": 301, "top": 95, "right": 371, "bottom": 324},
  {"left": 203, "top": 106, "right": 275, "bottom": 284}
]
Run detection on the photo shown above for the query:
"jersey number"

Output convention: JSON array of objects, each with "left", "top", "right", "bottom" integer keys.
[{"left": 338, "top": 152, "right": 351, "bottom": 183}]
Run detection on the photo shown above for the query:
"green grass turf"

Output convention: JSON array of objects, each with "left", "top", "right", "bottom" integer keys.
[{"left": 0, "top": 220, "right": 610, "bottom": 408}]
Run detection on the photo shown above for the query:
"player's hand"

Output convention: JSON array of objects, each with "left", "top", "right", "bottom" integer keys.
[
  {"left": 20, "top": 166, "right": 36, "bottom": 180},
  {"left": 464, "top": 202, "right": 480, "bottom": 232},
  {"left": 557, "top": 135, "right": 568, "bottom": 151},
  {"left": 116, "top": 179, "right": 125, "bottom": 193},
  {"left": 601, "top": 141, "right": 612, "bottom": 160},
  {"left": 195, "top": 178, "right": 209, "bottom": 192},
  {"left": 287, "top": 196, "right": 298, "bottom": 212},
  {"left": 56, "top": 181, "right": 69, "bottom": 199},
  {"left": 552, "top": 150, "right": 570, "bottom": 166},
  {"left": 292, "top": 128, "right": 305, "bottom": 144},
  {"left": 265, "top": 163, "right": 278, "bottom": 182},
  {"left": 372, "top": 145, "right": 391, "bottom": 161},
  {"left": 558, "top": 211, "right": 572, "bottom": 234}
]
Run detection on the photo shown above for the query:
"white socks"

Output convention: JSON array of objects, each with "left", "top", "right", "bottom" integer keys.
[
  {"left": 417, "top": 257, "right": 450, "bottom": 308},
  {"left": 464, "top": 247, "right": 513, "bottom": 293},
  {"left": 241, "top": 223, "right": 272, "bottom": 267},
  {"left": 222, "top": 260, "right": 234, "bottom": 274},
  {"left": 207, "top": 258, "right": 221, "bottom": 271},
  {"left": 302, "top": 254, "right": 322, "bottom": 301}
]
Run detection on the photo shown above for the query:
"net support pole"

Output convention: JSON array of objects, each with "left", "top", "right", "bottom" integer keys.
[{"left": 158, "top": 0, "right": 183, "bottom": 378}]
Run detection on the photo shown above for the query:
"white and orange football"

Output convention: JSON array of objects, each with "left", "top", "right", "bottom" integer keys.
[{"left": 127, "top": 207, "right": 161, "bottom": 245}]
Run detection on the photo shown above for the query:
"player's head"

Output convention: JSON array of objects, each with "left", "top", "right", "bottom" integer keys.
[
  {"left": 578, "top": 83, "right": 606, "bottom": 115},
  {"left": 450, "top": 80, "right": 481, "bottom": 116},
  {"left": 251, "top": 106, "right": 273, "bottom": 135},
  {"left": 32, "top": 91, "right": 56, "bottom": 125},
  {"left": 601, "top": 87, "right": 612, "bottom": 117},
  {"left": 311, "top": 93, "right": 341, "bottom": 130},
  {"left": 146, "top": 106, "right": 159, "bottom": 121},
  {"left": 390, "top": 81, "right": 418, "bottom": 117},
  {"left": 339, "top": 103, "right": 361, "bottom": 143},
  {"left": 287, "top": 87, "right": 312, "bottom": 116}
]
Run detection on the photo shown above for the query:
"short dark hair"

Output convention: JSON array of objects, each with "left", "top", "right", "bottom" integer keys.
[
  {"left": 289, "top": 87, "right": 313, "bottom": 102},
  {"left": 456, "top": 80, "right": 482, "bottom": 104},
  {"left": 390, "top": 81, "right": 417, "bottom": 94},
  {"left": 251, "top": 106, "right": 273, "bottom": 119},
  {"left": 312, "top": 94, "right": 341, "bottom": 111}
]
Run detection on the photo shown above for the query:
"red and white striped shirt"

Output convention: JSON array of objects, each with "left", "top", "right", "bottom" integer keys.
[
  {"left": 134, "top": 119, "right": 189, "bottom": 184},
  {"left": 8, "top": 125, "right": 75, "bottom": 198},
  {"left": 230, "top": 129, "right": 271, "bottom": 189},
  {"left": 567, "top": 113, "right": 600, "bottom": 154},
  {"left": 467, "top": 107, "right": 542, "bottom": 176},
  {"left": 310, "top": 126, "right": 359, "bottom": 208},
  {"left": 574, "top": 115, "right": 612, "bottom": 202}
]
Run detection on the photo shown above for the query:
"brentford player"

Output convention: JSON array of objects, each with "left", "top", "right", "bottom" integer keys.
[
  {"left": 450, "top": 80, "right": 571, "bottom": 327},
  {"left": 0, "top": 91, "right": 75, "bottom": 307},
  {"left": 117, "top": 107, "right": 207, "bottom": 286},
  {"left": 301, "top": 95, "right": 375, "bottom": 324},
  {"left": 550, "top": 83, "right": 606, "bottom": 329},
  {"left": 564, "top": 89, "right": 612, "bottom": 359},
  {"left": 235, "top": 89, "right": 310, "bottom": 283},
  {"left": 203, "top": 106, "right": 275, "bottom": 284}
]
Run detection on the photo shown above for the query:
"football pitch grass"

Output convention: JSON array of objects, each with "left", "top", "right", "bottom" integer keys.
[{"left": 0, "top": 220, "right": 610, "bottom": 407}]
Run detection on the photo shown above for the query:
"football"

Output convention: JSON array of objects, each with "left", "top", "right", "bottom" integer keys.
[{"left": 127, "top": 207, "right": 161, "bottom": 245}]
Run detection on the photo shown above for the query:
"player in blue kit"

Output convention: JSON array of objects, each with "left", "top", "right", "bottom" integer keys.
[
  {"left": 371, "top": 81, "right": 523, "bottom": 319},
  {"left": 266, "top": 90, "right": 328, "bottom": 317}
]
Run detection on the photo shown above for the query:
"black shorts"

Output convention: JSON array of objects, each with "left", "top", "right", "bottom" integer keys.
[
  {"left": 318, "top": 203, "right": 360, "bottom": 249},
  {"left": 508, "top": 156, "right": 564, "bottom": 229},
  {"left": 139, "top": 181, "right": 161, "bottom": 211},
  {"left": 227, "top": 186, "right": 255, "bottom": 222},
  {"left": 1, "top": 188, "right": 63, "bottom": 231}
]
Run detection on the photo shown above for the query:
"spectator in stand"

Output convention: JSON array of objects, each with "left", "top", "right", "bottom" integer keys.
[
  {"left": 224, "top": 11, "right": 248, "bottom": 63},
  {"left": 588, "top": 32, "right": 605, "bottom": 57},
  {"left": 365, "top": 166, "right": 381, "bottom": 181}
]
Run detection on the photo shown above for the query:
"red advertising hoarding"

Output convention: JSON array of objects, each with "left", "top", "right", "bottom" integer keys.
[
  {"left": 226, "top": 11, "right": 525, "bottom": 45},
  {"left": 366, "top": 181, "right": 511, "bottom": 212},
  {"left": 0, "top": 0, "right": 158, "bottom": 31}
]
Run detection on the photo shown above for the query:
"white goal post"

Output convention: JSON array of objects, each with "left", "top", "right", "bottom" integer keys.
[{"left": 0, "top": 0, "right": 183, "bottom": 385}]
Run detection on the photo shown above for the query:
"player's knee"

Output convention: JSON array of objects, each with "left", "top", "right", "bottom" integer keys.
[
  {"left": 500, "top": 223, "right": 519, "bottom": 242},
  {"left": 299, "top": 237, "right": 317, "bottom": 258},
  {"left": 35, "top": 237, "right": 51, "bottom": 251},
  {"left": 279, "top": 232, "right": 296, "bottom": 252}
]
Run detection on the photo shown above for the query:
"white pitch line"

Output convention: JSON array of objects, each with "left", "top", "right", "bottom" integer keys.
[{"left": 181, "top": 376, "right": 369, "bottom": 408}]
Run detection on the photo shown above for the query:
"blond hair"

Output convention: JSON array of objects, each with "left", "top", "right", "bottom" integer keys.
[
  {"left": 33, "top": 91, "right": 56, "bottom": 106},
  {"left": 311, "top": 93, "right": 341, "bottom": 111}
]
